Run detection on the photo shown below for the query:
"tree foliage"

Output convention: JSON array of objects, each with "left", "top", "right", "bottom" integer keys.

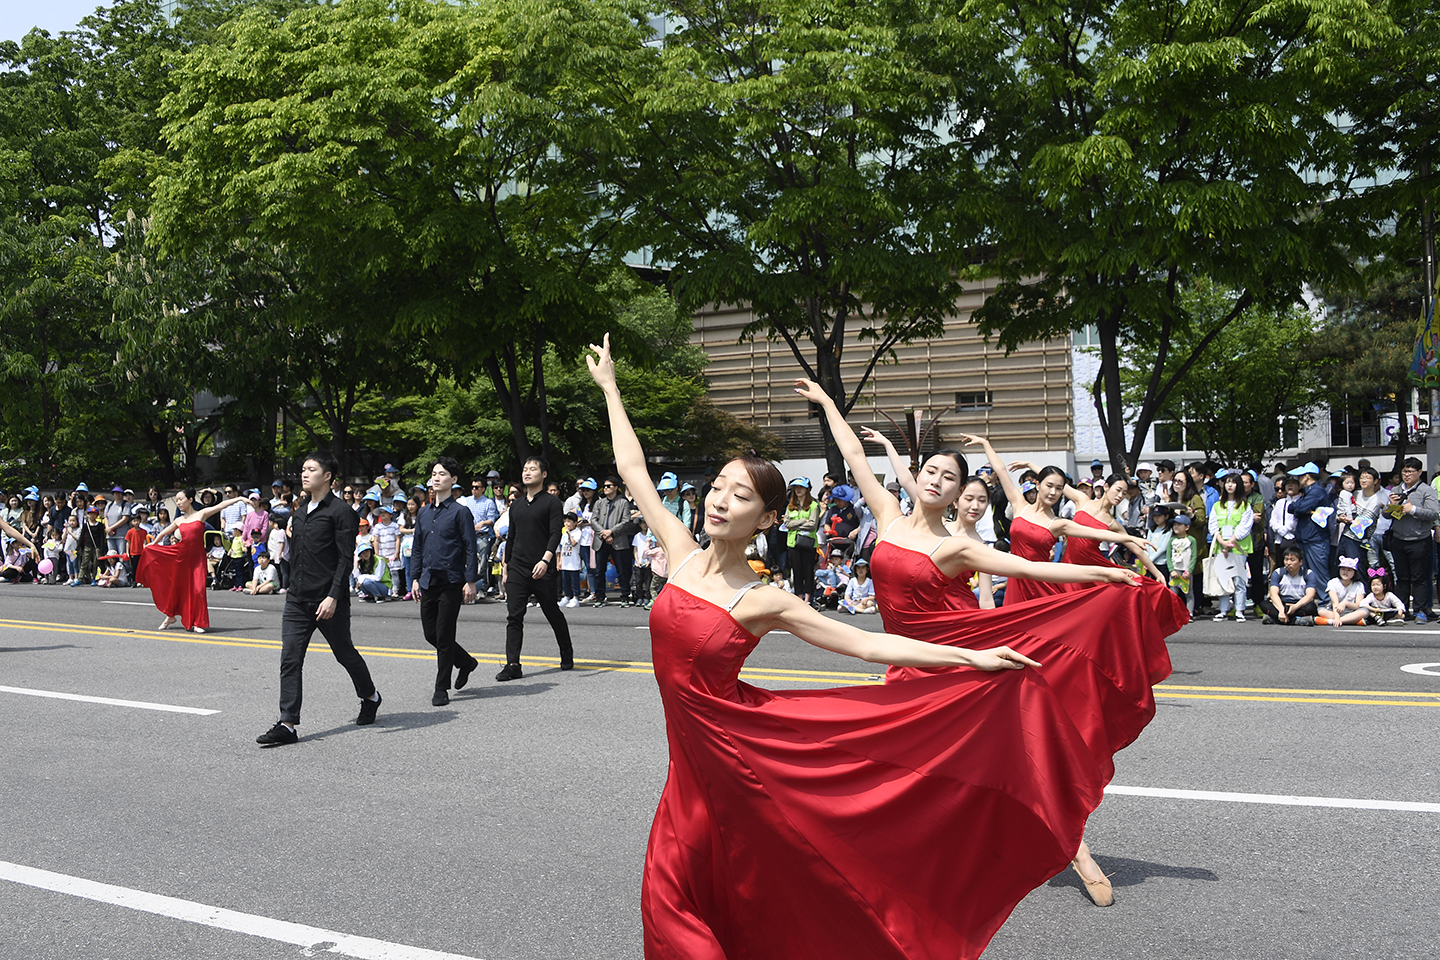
[
  {"left": 616, "top": 0, "right": 973, "bottom": 474},
  {"left": 960, "top": 0, "right": 1397, "bottom": 470},
  {"left": 1119, "top": 279, "right": 1326, "bottom": 464}
]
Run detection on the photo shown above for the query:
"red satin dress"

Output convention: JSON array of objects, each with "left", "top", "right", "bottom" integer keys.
[
  {"left": 1004, "top": 514, "right": 1072, "bottom": 603},
  {"left": 642, "top": 580, "right": 1111, "bottom": 960},
  {"left": 135, "top": 518, "right": 210, "bottom": 631},
  {"left": 870, "top": 539, "right": 1183, "bottom": 781},
  {"left": 1063, "top": 509, "right": 1120, "bottom": 566}
]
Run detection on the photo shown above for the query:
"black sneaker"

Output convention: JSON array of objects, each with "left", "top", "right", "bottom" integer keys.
[
  {"left": 495, "top": 662, "right": 524, "bottom": 682},
  {"left": 356, "top": 691, "right": 382, "bottom": 725},
  {"left": 560, "top": 659, "right": 575, "bottom": 671},
  {"left": 455, "top": 661, "right": 476, "bottom": 690},
  {"left": 256, "top": 722, "right": 298, "bottom": 747},
  {"left": 431, "top": 689, "right": 450, "bottom": 706}
]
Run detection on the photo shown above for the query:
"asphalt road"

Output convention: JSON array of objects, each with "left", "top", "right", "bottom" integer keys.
[{"left": 2, "top": 583, "right": 1437, "bottom": 959}]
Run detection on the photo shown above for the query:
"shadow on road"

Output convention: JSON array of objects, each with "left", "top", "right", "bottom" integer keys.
[
  {"left": 1047, "top": 854, "right": 1220, "bottom": 891},
  {"left": 0, "top": 644, "right": 80, "bottom": 653},
  {"left": 304, "top": 709, "right": 463, "bottom": 741},
  {"left": 452, "top": 681, "right": 560, "bottom": 700}
]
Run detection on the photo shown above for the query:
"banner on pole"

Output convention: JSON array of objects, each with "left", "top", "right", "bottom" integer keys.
[{"left": 1411, "top": 275, "right": 1440, "bottom": 388}]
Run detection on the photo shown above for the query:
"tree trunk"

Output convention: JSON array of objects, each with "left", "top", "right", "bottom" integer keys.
[
  {"left": 1094, "top": 307, "right": 1130, "bottom": 472},
  {"left": 484, "top": 347, "right": 532, "bottom": 463},
  {"left": 532, "top": 331, "right": 553, "bottom": 463},
  {"left": 1394, "top": 386, "right": 1410, "bottom": 476},
  {"left": 815, "top": 338, "right": 847, "bottom": 478}
]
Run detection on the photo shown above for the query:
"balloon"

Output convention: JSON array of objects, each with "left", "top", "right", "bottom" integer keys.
[{"left": 37, "top": 559, "right": 54, "bottom": 575}]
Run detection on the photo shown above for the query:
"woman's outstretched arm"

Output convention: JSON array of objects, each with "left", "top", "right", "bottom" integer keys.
[
  {"left": 587, "top": 334, "right": 696, "bottom": 561},
  {"left": 793, "top": 379, "right": 903, "bottom": 531},
  {"left": 961, "top": 435, "right": 1029, "bottom": 516},
  {"left": 859, "top": 427, "right": 917, "bottom": 500}
]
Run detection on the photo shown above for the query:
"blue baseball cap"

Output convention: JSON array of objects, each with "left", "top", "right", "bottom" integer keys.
[
  {"left": 657, "top": 472, "right": 678, "bottom": 492},
  {"left": 1287, "top": 462, "right": 1320, "bottom": 476},
  {"left": 362, "top": 491, "right": 380, "bottom": 502},
  {"left": 74, "top": 482, "right": 90, "bottom": 493},
  {"left": 680, "top": 482, "right": 696, "bottom": 493},
  {"left": 579, "top": 477, "right": 598, "bottom": 490},
  {"left": 788, "top": 477, "right": 812, "bottom": 489},
  {"left": 1172, "top": 513, "right": 1192, "bottom": 526},
  {"left": 830, "top": 484, "right": 854, "bottom": 502}
]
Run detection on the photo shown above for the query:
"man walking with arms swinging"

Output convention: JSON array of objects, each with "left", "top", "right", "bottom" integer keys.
[
  {"left": 496, "top": 456, "right": 574, "bottom": 681},
  {"left": 256, "top": 452, "right": 381, "bottom": 747}
]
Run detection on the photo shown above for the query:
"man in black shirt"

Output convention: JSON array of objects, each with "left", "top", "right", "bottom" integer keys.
[
  {"left": 256, "top": 452, "right": 381, "bottom": 747},
  {"left": 411, "top": 456, "right": 480, "bottom": 706},
  {"left": 497, "top": 455, "right": 573, "bottom": 681}
]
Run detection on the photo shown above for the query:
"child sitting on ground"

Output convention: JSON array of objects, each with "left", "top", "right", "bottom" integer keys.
[
  {"left": 243, "top": 551, "right": 280, "bottom": 595},
  {"left": 1360, "top": 573, "right": 1405, "bottom": 625},
  {"left": 840, "top": 558, "right": 876, "bottom": 614},
  {"left": 1316, "top": 555, "right": 1368, "bottom": 626}
]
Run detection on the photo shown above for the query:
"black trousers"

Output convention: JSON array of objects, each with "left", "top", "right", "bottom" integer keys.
[
  {"left": 1259, "top": 595, "right": 1318, "bottom": 623},
  {"left": 505, "top": 573, "right": 573, "bottom": 666},
  {"left": 1393, "top": 536, "right": 1433, "bottom": 616},
  {"left": 279, "top": 599, "right": 375, "bottom": 724},
  {"left": 790, "top": 542, "right": 817, "bottom": 599},
  {"left": 420, "top": 581, "right": 477, "bottom": 692},
  {"left": 594, "top": 538, "right": 633, "bottom": 603}
]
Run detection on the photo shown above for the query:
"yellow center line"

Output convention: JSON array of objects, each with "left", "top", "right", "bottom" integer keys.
[
  {"left": 1156, "top": 692, "right": 1440, "bottom": 707},
  {"left": 1156, "top": 683, "right": 1440, "bottom": 699},
  {"left": 6, "top": 617, "right": 1440, "bottom": 699}
]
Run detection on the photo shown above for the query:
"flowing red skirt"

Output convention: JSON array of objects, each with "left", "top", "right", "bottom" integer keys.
[{"left": 135, "top": 521, "right": 210, "bottom": 631}]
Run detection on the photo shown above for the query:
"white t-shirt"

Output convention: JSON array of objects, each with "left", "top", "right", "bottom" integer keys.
[
  {"left": 253, "top": 563, "right": 279, "bottom": 587},
  {"left": 845, "top": 577, "right": 875, "bottom": 603},
  {"left": 1325, "top": 577, "right": 1365, "bottom": 607},
  {"left": 267, "top": 527, "right": 288, "bottom": 563},
  {"left": 559, "top": 527, "right": 583, "bottom": 572},
  {"left": 633, "top": 532, "right": 652, "bottom": 568},
  {"left": 1361, "top": 591, "right": 1405, "bottom": 615}
]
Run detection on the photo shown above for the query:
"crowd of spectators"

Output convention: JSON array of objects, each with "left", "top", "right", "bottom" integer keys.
[{"left": 4, "top": 452, "right": 1435, "bottom": 628}]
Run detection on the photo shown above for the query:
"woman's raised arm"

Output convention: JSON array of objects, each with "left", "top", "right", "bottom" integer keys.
[
  {"left": 793, "top": 379, "right": 903, "bottom": 531},
  {"left": 587, "top": 334, "right": 696, "bottom": 561}
]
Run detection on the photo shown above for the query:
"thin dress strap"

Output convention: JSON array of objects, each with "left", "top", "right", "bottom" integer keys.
[
  {"left": 724, "top": 579, "right": 767, "bottom": 612},
  {"left": 875, "top": 516, "right": 906, "bottom": 546},
  {"left": 668, "top": 547, "right": 704, "bottom": 581}
]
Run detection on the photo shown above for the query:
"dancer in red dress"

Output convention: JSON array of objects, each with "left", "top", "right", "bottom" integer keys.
[
  {"left": 801, "top": 382, "right": 1186, "bottom": 907},
  {"left": 1064, "top": 475, "right": 1165, "bottom": 580},
  {"left": 963, "top": 437, "right": 1154, "bottom": 604},
  {"left": 137, "top": 489, "right": 244, "bottom": 634},
  {"left": 589, "top": 337, "right": 1164, "bottom": 959}
]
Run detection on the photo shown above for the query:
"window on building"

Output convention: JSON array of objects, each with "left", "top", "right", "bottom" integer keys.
[
  {"left": 1072, "top": 325, "right": 1100, "bottom": 347},
  {"left": 955, "top": 390, "right": 993, "bottom": 411},
  {"left": 1281, "top": 417, "right": 1299, "bottom": 449},
  {"left": 1154, "top": 421, "right": 1185, "bottom": 452}
]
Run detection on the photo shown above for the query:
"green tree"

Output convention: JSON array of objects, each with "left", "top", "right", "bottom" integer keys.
[
  {"left": 0, "top": 0, "right": 177, "bottom": 485},
  {"left": 145, "top": 0, "right": 650, "bottom": 467},
  {"left": 1313, "top": 270, "right": 1428, "bottom": 472},
  {"left": 1119, "top": 279, "right": 1325, "bottom": 464},
  {"left": 616, "top": 0, "right": 972, "bottom": 475},
  {"left": 958, "top": 0, "right": 1396, "bottom": 470}
]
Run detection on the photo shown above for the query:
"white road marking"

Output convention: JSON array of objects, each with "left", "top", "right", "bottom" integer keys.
[
  {"left": 0, "top": 686, "right": 218, "bottom": 716},
  {"left": 1401, "top": 662, "right": 1440, "bottom": 677},
  {"left": 1106, "top": 785, "right": 1440, "bottom": 813},
  {"left": 102, "top": 601, "right": 262, "bottom": 613},
  {"left": 0, "top": 861, "right": 485, "bottom": 960}
]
